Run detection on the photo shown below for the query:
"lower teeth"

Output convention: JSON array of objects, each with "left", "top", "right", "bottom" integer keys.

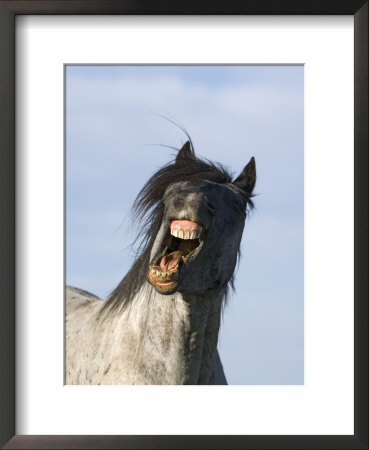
[{"left": 151, "top": 267, "right": 177, "bottom": 280}]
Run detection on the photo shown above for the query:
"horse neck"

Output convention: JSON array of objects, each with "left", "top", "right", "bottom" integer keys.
[{"left": 127, "top": 283, "right": 224, "bottom": 384}]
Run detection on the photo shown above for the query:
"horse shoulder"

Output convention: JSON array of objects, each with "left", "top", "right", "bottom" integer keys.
[
  {"left": 65, "top": 286, "right": 105, "bottom": 383},
  {"left": 67, "top": 284, "right": 101, "bottom": 305}
]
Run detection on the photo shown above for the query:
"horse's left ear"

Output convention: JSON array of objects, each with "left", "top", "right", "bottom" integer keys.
[
  {"left": 233, "top": 157, "right": 256, "bottom": 194},
  {"left": 176, "top": 141, "right": 195, "bottom": 163}
]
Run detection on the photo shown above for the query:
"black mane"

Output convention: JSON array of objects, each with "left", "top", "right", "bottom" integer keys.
[{"left": 99, "top": 145, "right": 253, "bottom": 318}]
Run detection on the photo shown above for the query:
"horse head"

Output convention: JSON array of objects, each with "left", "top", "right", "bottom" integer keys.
[{"left": 147, "top": 141, "right": 256, "bottom": 296}]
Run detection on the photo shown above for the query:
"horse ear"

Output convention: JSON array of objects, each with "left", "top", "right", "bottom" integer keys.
[
  {"left": 176, "top": 141, "right": 195, "bottom": 163},
  {"left": 233, "top": 157, "right": 256, "bottom": 194}
]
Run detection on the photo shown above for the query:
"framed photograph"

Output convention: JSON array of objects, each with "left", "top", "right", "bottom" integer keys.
[
  {"left": 64, "top": 63, "right": 304, "bottom": 389},
  {"left": 0, "top": 1, "right": 367, "bottom": 449}
]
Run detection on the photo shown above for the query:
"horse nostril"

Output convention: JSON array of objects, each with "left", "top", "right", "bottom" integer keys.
[{"left": 207, "top": 203, "right": 216, "bottom": 216}]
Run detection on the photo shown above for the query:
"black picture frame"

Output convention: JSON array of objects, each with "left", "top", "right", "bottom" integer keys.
[{"left": 0, "top": 1, "right": 367, "bottom": 449}]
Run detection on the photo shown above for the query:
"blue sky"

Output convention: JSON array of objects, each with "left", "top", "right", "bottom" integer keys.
[{"left": 66, "top": 65, "right": 304, "bottom": 384}]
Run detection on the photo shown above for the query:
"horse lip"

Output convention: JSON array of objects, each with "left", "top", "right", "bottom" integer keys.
[
  {"left": 147, "top": 268, "right": 179, "bottom": 294},
  {"left": 170, "top": 218, "right": 208, "bottom": 241}
]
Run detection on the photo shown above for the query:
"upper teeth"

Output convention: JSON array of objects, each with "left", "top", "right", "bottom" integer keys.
[{"left": 170, "top": 228, "right": 201, "bottom": 240}]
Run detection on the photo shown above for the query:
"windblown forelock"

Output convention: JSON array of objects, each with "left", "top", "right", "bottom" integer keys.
[
  {"left": 133, "top": 157, "right": 233, "bottom": 222},
  {"left": 99, "top": 154, "right": 246, "bottom": 319}
]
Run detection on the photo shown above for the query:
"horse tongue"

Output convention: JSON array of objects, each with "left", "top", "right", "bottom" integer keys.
[{"left": 160, "top": 251, "right": 182, "bottom": 271}]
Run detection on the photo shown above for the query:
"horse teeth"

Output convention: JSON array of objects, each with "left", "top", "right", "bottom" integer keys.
[{"left": 170, "top": 224, "right": 202, "bottom": 240}]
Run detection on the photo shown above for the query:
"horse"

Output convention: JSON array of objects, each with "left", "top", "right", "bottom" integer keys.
[{"left": 66, "top": 140, "right": 256, "bottom": 384}]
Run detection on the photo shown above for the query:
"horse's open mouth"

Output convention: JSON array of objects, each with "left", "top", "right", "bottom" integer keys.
[{"left": 148, "top": 219, "right": 203, "bottom": 293}]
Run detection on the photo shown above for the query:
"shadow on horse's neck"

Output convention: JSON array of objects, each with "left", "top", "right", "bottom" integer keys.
[{"left": 124, "top": 282, "right": 225, "bottom": 384}]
